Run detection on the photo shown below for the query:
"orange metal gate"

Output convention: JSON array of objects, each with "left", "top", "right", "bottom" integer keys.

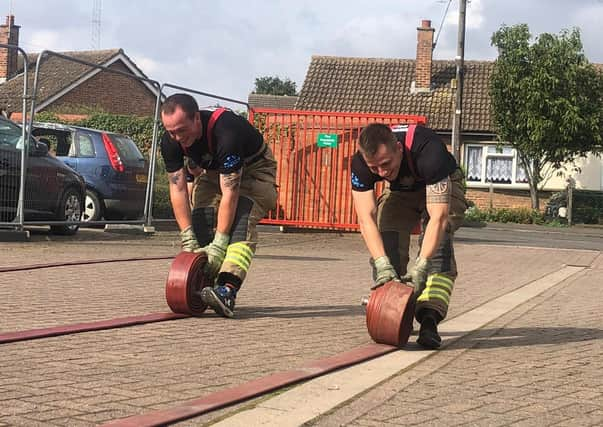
[{"left": 249, "top": 109, "right": 427, "bottom": 230}]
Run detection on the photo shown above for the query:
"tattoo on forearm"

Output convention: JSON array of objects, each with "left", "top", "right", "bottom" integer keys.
[
  {"left": 426, "top": 177, "right": 451, "bottom": 204},
  {"left": 222, "top": 170, "right": 242, "bottom": 190},
  {"left": 169, "top": 171, "right": 182, "bottom": 185}
]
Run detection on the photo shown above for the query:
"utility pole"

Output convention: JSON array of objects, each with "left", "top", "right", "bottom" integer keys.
[{"left": 451, "top": 0, "right": 466, "bottom": 163}]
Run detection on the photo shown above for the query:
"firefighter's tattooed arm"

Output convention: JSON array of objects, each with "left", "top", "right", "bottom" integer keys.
[
  {"left": 217, "top": 169, "right": 243, "bottom": 235},
  {"left": 169, "top": 170, "right": 183, "bottom": 186},
  {"left": 421, "top": 175, "right": 451, "bottom": 260},
  {"left": 220, "top": 169, "right": 242, "bottom": 191},
  {"left": 167, "top": 168, "right": 192, "bottom": 232},
  {"left": 426, "top": 176, "right": 451, "bottom": 205}
]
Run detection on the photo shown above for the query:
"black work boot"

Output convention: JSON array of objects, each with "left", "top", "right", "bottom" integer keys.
[{"left": 417, "top": 309, "right": 442, "bottom": 349}]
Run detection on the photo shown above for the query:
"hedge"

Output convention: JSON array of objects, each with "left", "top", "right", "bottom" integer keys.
[{"left": 464, "top": 206, "right": 546, "bottom": 225}]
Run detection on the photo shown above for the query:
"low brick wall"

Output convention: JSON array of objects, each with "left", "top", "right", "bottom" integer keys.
[{"left": 467, "top": 187, "right": 553, "bottom": 211}]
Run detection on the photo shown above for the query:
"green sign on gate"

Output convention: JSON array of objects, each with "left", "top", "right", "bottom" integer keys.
[{"left": 317, "top": 133, "right": 338, "bottom": 148}]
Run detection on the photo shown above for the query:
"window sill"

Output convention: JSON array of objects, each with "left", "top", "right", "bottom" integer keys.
[{"left": 466, "top": 182, "right": 530, "bottom": 191}]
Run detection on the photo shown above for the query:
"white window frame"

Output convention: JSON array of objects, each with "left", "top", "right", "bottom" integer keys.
[{"left": 464, "top": 143, "right": 529, "bottom": 188}]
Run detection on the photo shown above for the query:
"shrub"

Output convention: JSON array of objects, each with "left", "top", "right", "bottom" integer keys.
[
  {"left": 464, "top": 205, "right": 487, "bottom": 222},
  {"left": 464, "top": 206, "right": 546, "bottom": 225},
  {"left": 151, "top": 157, "right": 173, "bottom": 219}
]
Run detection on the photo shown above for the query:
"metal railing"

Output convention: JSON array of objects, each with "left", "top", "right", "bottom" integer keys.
[
  {"left": 0, "top": 44, "right": 30, "bottom": 231},
  {"left": 249, "top": 108, "right": 427, "bottom": 230},
  {"left": 18, "top": 49, "right": 161, "bottom": 230}
]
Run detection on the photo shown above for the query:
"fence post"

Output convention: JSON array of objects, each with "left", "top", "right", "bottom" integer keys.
[
  {"left": 566, "top": 177, "right": 575, "bottom": 226},
  {"left": 488, "top": 182, "right": 494, "bottom": 210}
]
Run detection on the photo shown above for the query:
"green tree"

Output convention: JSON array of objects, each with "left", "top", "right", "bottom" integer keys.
[
  {"left": 490, "top": 24, "right": 603, "bottom": 209},
  {"left": 253, "top": 76, "right": 297, "bottom": 96}
]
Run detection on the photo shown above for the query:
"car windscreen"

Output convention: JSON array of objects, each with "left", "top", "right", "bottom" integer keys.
[
  {"left": 0, "top": 119, "right": 23, "bottom": 147},
  {"left": 108, "top": 134, "right": 144, "bottom": 161}
]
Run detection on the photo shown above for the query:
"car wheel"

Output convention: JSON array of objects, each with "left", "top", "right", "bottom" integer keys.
[
  {"left": 50, "top": 188, "right": 82, "bottom": 235},
  {"left": 83, "top": 190, "right": 103, "bottom": 222}
]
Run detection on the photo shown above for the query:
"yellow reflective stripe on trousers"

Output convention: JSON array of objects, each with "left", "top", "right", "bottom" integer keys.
[
  {"left": 224, "top": 242, "right": 254, "bottom": 272},
  {"left": 417, "top": 274, "right": 453, "bottom": 305},
  {"left": 429, "top": 275, "right": 453, "bottom": 292}
]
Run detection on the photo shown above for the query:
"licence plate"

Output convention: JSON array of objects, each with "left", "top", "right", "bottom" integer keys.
[{"left": 136, "top": 174, "right": 148, "bottom": 183}]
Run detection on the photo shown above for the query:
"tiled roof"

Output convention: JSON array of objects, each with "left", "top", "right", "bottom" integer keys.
[
  {"left": 248, "top": 93, "right": 299, "bottom": 110},
  {"left": 295, "top": 55, "right": 495, "bottom": 133},
  {"left": 297, "top": 56, "right": 603, "bottom": 134},
  {"left": 0, "top": 49, "right": 125, "bottom": 113}
]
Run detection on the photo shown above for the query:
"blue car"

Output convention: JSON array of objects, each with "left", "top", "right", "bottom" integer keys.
[
  {"left": 31, "top": 122, "right": 148, "bottom": 222},
  {"left": 0, "top": 116, "right": 85, "bottom": 235}
]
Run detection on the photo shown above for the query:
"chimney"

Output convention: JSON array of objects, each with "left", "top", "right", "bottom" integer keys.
[
  {"left": 0, "top": 15, "right": 20, "bottom": 83},
  {"left": 413, "top": 19, "right": 434, "bottom": 93}
]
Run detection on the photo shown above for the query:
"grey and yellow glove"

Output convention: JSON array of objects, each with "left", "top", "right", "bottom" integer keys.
[
  {"left": 180, "top": 225, "right": 201, "bottom": 252},
  {"left": 372, "top": 255, "right": 401, "bottom": 289},
  {"left": 202, "top": 231, "right": 230, "bottom": 279},
  {"left": 401, "top": 257, "right": 430, "bottom": 289}
]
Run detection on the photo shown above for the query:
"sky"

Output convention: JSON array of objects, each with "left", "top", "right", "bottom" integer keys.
[{"left": 6, "top": 0, "right": 603, "bottom": 109}]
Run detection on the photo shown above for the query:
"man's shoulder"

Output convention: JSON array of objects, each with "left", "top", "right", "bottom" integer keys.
[
  {"left": 351, "top": 150, "right": 367, "bottom": 169},
  {"left": 414, "top": 125, "right": 441, "bottom": 143},
  {"left": 160, "top": 130, "right": 175, "bottom": 149},
  {"left": 200, "top": 107, "right": 237, "bottom": 119}
]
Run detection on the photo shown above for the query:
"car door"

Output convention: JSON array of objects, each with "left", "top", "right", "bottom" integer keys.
[
  {"left": 25, "top": 141, "right": 60, "bottom": 217},
  {"left": 0, "top": 133, "right": 20, "bottom": 222},
  {"left": 71, "top": 130, "right": 97, "bottom": 183},
  {"left": 54, "top": 131, "right": 78, "bottom": 172},
  {"left": 0, "top": 119, "right": 47, "bottom": 219}
]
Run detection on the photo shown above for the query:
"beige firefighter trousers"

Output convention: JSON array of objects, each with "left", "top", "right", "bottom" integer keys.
[
  {"left": 376, "top": 168, "right": 468, "bottom": 321},
  {"left": 191, "top": 147, "right": 277, "bottom": 288}
]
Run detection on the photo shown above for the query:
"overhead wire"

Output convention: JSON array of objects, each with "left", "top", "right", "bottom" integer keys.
[{"left": 433, "top": 0, "right": 454, "bottom": 51}]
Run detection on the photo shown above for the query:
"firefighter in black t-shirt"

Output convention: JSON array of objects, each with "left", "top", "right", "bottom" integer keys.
[
  {"left": 351, "top": 123, "right": 467, "bottom": 349},
  {"left": 160, "top": 93, "right": 277, "bottom": 318}
]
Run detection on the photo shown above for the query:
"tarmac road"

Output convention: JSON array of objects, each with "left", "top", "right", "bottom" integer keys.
[
  {"left": 456, "top": 223, "right": 602, "bottom": 251},
  {"left": 13, "top": 221, "right": 603, "bottom": 252}
]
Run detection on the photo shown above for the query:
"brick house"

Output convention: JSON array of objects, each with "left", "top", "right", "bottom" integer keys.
[
  {"left": 294, "top": 20, "right": 603, "bottom": 210},
  {"left": 0, "top": 15, "right": 158, "bottom": 120}
]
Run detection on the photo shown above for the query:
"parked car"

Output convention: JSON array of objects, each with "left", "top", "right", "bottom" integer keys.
[
  {"left": 0, "top": 116, "right": 85, "bottom": 235},
  {"left": 31, "top": 122, "right": 148, "bottom": 222}
]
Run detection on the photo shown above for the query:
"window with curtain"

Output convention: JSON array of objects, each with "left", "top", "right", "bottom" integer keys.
[
  {"left": 486, "top": 157, "right": 513, "bottom": 183},
  {"left": 466, "top": 146, "right": 482, "bottom": 182},
  {"left": 464, "top": 144, "right": 529, "bottom": 186}
]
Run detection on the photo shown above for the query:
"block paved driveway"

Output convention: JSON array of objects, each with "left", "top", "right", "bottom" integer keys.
[
  {"left": 311, "top": 254, "right": 603, "bottom": 427},
  {"left": 0, "top": 226, "right": 600, "bottom": 426}
]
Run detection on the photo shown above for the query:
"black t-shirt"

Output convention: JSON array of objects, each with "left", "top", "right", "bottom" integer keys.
[
  {"left": 160, "top": 109, "right": 264, "bottom": 174},
  {"left": 351, "top": 125, "right": 457, "bottom": 192}
]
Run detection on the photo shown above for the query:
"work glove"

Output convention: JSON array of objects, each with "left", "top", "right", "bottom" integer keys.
[
  {"left": 401, "top": 257, "right": 430, "bottom": 289},
  {"left": 180, "top": 225, "right": 202, "bottom": 252},
  {"left": 202, "top": 231, "right": 230, "bottom": 279},
  {"left": 371, "top": 255, "right": 401, "bottom": 289}
]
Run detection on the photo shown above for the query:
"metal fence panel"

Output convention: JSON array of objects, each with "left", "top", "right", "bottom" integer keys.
[
  {"left": 20, "top": 49, "right": 161, "bottom": 230},
  {"left": 0, "top": 44, "right": 30, "bottom": 230},
  {"left": 250, "top": 108, "right": 426, "bottom": 230}
]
